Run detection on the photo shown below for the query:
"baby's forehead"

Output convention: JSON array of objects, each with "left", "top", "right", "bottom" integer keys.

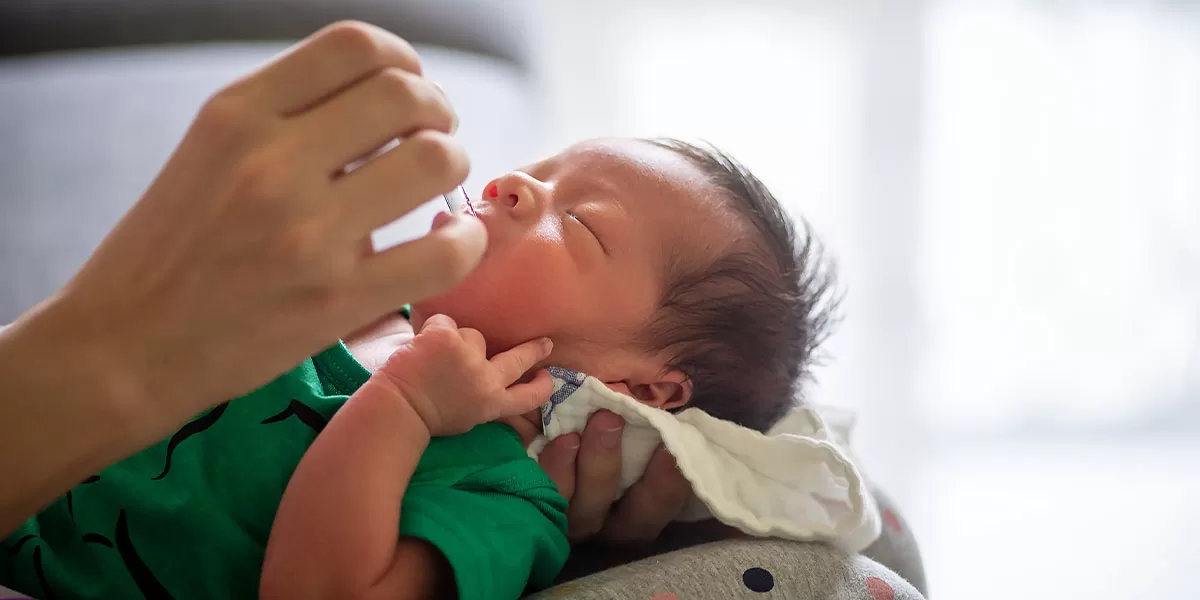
[
  {"left": 555, "top": 139, "right": 719, "bottom": 207},
  {"left": 557, "top": 139, "right": 741, "bottom": 259},
  {"left": 558, "top": 138, "right": 699, "bottom": 176}
]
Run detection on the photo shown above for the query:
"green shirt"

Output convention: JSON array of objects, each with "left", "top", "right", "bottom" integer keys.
[{"left": 1, "top": 342, "right": 568, "bottom": 600}]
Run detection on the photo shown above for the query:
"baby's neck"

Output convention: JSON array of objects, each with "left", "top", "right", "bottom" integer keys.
[{"left": 343, "top": 311, "right": 414, "bottom": 373}]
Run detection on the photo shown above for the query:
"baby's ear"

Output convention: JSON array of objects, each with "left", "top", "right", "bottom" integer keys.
[{"left": 622, "top": 370, "right": 692, "bottom": 410}]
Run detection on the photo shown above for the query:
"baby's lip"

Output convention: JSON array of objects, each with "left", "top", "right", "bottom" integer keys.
[
  {"left": 468, "top": 204, "right": 496, "bottom": 229},
  {"left": 430, "top": 210, "right": 456, "bottom": 230}
]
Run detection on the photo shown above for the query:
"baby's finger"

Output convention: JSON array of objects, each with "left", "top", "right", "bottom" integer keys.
[
  {"left": 419, "top": 313, "right": 457, "bottom": 333},
  {"left": 490, "top": 338, "right": 553, "bottom": 385},
  {"left": 500, "top": 369, "right": 554, "bottom": 416},
  {"left": 497, "top": 412, "right": 541, "bottom": 447},
  {"left": 458, "top": 327, "right": 486, "bottom": 355}
]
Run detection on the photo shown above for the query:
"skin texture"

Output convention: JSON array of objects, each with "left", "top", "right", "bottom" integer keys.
[
  {"left": 427, "top": 139, "right": 738, "bottom": 542},
  {"left": 261, "top": 315, "right": 554, "bottom": 600},
  {"left": 414, "top": 138, "right": 738, "bottom": 408},
  {"left": 268, "top": 138, "right": 744, "bottom": 597},
  {"left": 0, "top": 19, "right": 735, "bottom": 598},
  {"left": 0, "top": 21, "right": 488, "bottom": 537},
  {"left": 348, "top": 138, "right": 739, "bottom": 549}
]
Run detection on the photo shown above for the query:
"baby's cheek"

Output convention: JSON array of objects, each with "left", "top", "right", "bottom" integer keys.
[
  {"left": 486, "top": 266, "right": 572, "bottom": 332},
  {"left": 497, "top": 283, "right": 556, "bottom": 318}
]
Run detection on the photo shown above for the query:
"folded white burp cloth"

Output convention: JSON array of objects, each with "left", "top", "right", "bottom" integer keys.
[{"left": 527, "top": 367, "right": 882, "bottom": 553}]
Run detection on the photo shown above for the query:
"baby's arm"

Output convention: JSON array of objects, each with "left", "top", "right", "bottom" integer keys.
[
  {"left": 260, "top": 314, "right": 553, "bottom": 600},
  {"left": 259, "top": 375, "right": 451, "bottom": 600}
]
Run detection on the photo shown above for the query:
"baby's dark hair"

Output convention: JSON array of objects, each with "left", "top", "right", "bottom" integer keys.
[{"left": 640, "top": 139, "right": 840, "bottom": 432}]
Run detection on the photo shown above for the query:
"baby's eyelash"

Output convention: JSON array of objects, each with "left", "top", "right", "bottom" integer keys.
[{"left": 566, "top": 211, "right": 607, "bottom": 254}]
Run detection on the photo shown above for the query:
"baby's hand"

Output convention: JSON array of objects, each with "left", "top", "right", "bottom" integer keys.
[{"left": 377, "top": 314, "right": 554, "bottom": 437}]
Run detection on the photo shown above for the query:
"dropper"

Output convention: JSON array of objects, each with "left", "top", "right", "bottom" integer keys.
[{"left": 442, "top": 185, "right": 475, "bottom": 216}]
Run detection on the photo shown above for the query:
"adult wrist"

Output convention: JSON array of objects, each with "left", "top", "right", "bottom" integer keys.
[
  {"left": 0, "top": 296, "right": 179, "bottom": 533},
  {"left": 11, "top": 293, "right": 178, "bottom": 447}
]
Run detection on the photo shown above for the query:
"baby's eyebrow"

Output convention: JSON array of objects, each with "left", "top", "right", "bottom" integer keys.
[{"left": 572, "top": 168, "right": 623, "bottom": 206}]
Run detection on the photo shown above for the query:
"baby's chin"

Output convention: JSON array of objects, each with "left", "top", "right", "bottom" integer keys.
[{"left": 407, "top": 292, "right": 512, "bottom": 350}]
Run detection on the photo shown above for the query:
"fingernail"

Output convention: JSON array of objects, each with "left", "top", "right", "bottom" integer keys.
[
  {"left": 542, "top": 337, "right": 554, "bottom": 356},
  {"left": 431, "top": 81, "right": 459, "bottom": 134},
  {"left": 600, "top": 423, "right": 623, "bottom": 449}
]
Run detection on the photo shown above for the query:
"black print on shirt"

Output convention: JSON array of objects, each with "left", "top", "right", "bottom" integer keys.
[
  {"left": 115, "top": 510, "right": 174, "bottom": 600},
  {"left": 152, "top": 402, "right": 230, "bottom": 480},
  {"left": 260, "top": 399, "right": 327, "bottom": 434}
]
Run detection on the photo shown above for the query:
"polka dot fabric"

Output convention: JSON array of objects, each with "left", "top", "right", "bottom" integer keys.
[
  {"left": 866, "top": 577, "right": 896, "bottom": 600},
  {"left": 628, "top": 567, "right": 908, "bottom": 599},
  {"left": 741, "top": 567, "right": 775, "bottom": 593}
]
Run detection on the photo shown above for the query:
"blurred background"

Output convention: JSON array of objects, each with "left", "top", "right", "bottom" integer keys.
[{"left": 3, "top": 1, "right": 1198, "bottom": 598}]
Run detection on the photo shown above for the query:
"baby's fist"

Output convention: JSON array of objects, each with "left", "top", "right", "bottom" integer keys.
[{"left": 377, "top": 314, "right": 555, "bottom": 436}]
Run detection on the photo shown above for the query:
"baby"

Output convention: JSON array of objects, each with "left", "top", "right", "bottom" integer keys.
[{"left": 0, "top": 138, "right": 836, "bottom": 600}]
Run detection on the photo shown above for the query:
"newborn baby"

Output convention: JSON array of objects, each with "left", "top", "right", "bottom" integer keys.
[
  {"left": 0, "top": 138, "right": 836, "bottom": 600},
  {"left": 414, "top": 137, "right": 834, "bottom": 430}
]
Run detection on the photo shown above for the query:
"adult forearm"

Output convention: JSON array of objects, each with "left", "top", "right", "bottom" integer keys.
[{"left": 0, "top": 300, "right": 194, "bottom": 535}]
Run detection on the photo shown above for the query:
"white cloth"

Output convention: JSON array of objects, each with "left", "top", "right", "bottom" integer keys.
[{"left": 527, "top": 368, "right": 882, "bottom": 553}]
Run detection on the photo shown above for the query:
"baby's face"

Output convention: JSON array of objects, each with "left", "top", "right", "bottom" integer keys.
[{"left": 410, "top": 138, "right": 736, "bottom": 382}]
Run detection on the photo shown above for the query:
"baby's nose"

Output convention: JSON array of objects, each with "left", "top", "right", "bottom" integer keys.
[{"left": 486, "top": 172, "right": 546, "bottom": 218}]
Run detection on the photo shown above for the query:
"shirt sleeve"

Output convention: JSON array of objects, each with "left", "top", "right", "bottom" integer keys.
[{"left": 398, "top": 424, "right": 569, "bottom": 600}]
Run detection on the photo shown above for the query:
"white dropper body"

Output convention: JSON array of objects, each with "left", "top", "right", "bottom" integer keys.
[{"left": 442, "top": 185, "right": 475, "bottom": 215}]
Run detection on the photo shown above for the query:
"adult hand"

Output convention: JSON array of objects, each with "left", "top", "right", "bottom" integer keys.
[
  {"left": 0, "top": 21, "right": 483, "bottom": 533},
  {"left": 538, "top": 410, "right": 693, "bottom": 544},
  {"left": 58, "top": 20, "right": 482, "bottom": 424}
]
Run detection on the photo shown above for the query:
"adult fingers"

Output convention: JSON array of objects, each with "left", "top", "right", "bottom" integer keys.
[
  {"left": 332, "top": 130, "right": 469, "bottom": 239},
  {"left": 356, "top": 210, "right": 486, "bottom": 312},
  {"left": 538, "top": 433, "right": 581, "bottom": 500},
  {"left": 566, "top": 410, "right": 625, "bottom": 543},
  {"left": 491, "top": 338, "right": 553, "bottom": 385},
  {"left": 293, "top": 68, "right": 455, "bottom": 174},
  {"left": 599, "top": 444, "right": 691, "bottom": 544},
  {"left": 240, "top": 21, "right": 423, "bottom": 116},
  {"left": 430, "top": 82, "right": 459, "bottom": 134}
]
